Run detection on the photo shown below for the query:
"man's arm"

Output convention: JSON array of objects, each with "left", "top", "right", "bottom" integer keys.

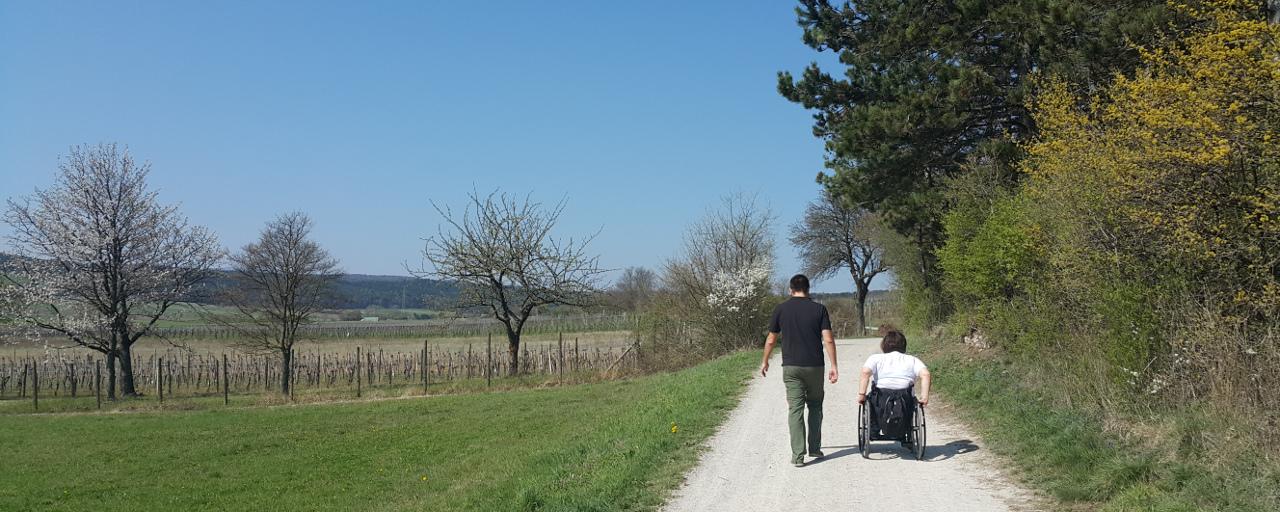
[
  {"left": 823, "top": 329, "right": 837, "bottom": 383},
  {"left": 760, "top": 332, "right": 777, "bottom": 377}
]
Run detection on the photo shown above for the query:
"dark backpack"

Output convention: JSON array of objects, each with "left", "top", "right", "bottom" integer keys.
[{"left": 878, "top": 388, "right": 913, "bottom": 438}]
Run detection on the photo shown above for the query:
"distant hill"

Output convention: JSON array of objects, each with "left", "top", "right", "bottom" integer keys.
[
  {"left": 195, "top": 272, "right": 457, "bottom": 310},
  {"left": 329, "top": 273, "right": 457, "bottom": 309},
  {"left": 2, "top": 253, "right": 456, "bottom": 310}
]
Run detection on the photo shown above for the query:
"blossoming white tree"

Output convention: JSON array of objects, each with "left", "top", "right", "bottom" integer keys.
[
  {"left": 706, "top": 260, "right": 774, "bottom": 314},
  {"left": 0, "top": 144, "right": 222, "bottom": 398},
  {"left": 664, "top": 193, "right": 775, "bottom": 351}
]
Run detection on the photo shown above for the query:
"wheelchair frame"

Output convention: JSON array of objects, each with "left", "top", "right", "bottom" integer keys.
[{"left": 857, "top": 390, "right": 927, "bottom": 461}]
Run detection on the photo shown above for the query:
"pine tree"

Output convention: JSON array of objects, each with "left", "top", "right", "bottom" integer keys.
[{"left": 778, "top": 0, "right": 1173, "bottom": 290}]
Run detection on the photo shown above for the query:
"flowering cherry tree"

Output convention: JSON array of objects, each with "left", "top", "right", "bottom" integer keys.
[
  {"left": 1, "top": 144, "right": 222, "bottom": 398},
  {"left": 706, "top": 260, "right": 773, "bottom": 314},
  {"left": 664, "top": 194, "right": 776, "bottom": 351}
]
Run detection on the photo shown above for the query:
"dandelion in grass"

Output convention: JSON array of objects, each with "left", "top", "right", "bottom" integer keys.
[{"left": 671, "top": 422, "right": 679, "bottom": 434}]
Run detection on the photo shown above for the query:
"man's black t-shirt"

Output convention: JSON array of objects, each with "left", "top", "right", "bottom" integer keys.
[{"left": 768, "top": 297, "right": 832, "bottom": 367}]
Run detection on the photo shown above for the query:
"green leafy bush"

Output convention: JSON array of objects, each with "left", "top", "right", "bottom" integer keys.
[{"left": 938, "top": 195, "right": 1045, "bottom": 306}]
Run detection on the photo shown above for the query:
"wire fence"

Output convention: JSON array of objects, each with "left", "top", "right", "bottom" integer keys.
[{"left": 1, "top": 333, "right": 642, "bottom": 410}]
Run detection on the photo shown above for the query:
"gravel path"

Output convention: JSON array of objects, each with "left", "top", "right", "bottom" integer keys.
[{"left": 662, "top": 338, "right": 1039, "bottom": 512}]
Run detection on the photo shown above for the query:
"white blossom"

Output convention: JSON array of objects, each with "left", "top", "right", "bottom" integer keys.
[
  {"left": 0, "top": 144, "right": 222, "bottom": 396},
  {"left": 706, "top": 259, "right": 773, "bottom": 315}
]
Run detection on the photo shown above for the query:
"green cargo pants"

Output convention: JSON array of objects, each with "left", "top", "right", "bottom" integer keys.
[{"left": 782, "top": 365, "right": 825, "bottom": 462}]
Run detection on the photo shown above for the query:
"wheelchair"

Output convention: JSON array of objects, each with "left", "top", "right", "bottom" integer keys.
[{"left": 857, "top": 385, "right": 927, "bottom": 460}]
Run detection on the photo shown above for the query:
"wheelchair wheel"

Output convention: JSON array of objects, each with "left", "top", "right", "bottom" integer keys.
[
  {"left": 858, "top": 401, "right": 870, "bottom": 459},
  {"left": 912, "top": 403, "right": 927, "bottom": 461}
]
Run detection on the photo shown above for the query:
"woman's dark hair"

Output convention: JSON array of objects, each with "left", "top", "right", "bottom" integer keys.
[
  {"left": 789, "top": 274, "right": 810, "bottom": 294},
  {"left": 881, "top": 330, "right": 907, "bottom": 353}
]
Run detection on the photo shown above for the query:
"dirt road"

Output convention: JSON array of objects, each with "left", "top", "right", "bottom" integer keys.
[{"left": 663, "top": 338, "right": 1038, "bottom": 511}]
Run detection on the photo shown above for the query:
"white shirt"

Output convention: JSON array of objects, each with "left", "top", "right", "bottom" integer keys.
[{"left": 863, "top": 351, "right": 926, "bottom": 390}]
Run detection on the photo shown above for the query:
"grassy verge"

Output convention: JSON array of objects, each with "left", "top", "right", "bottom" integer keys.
[
  {"left": 917, "top": 333, "right": 1280, "bottom": 512},
  {"left": 0, "top": 351, "right": 756, "bottom": 511},
  {"left": 0, "top": 369, "right": 636, "bottom": 415}
]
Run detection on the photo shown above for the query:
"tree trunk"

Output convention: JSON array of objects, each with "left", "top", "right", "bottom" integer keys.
[
  {"left": 854, "top": 280, "right": 870, "bottom": 334},
  {"left": 507, "top": 333, "right": 521, "bottom": 376},
  {"left": 118, "top": 344, "right": 137, "bottom": 396},
  {"left": 280, "top": 347, "right": 293, "bottom": 396},
  {"left": 105, "top": 351, "right": 118, "bottom": 400}
]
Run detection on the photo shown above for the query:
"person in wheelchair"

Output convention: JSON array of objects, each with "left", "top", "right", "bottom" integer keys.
[{"left": 857, "top": 329, "right": 931, "bottom": 448}]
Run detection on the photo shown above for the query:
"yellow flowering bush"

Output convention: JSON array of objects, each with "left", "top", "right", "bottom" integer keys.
[
  {"left": 1015, "top": 0, "right": 1279, "bottom": 401},
  {"left": 1026, "top": 0, "right": 1279, "bottom": 317}
]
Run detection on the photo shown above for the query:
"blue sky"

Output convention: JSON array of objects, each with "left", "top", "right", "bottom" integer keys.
[{"left": 0, "top": 1, "right": 889, "bottom": 293}]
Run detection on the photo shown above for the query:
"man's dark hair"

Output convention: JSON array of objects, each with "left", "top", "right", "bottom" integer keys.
[
  {"left": 881, "top": 330, "right": 907, "bottom": 353},
  {"left": 788, "top": 274, "right": 810, "bottom": 294}
]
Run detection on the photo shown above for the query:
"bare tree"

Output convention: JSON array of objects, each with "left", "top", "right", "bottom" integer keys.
[
  {"left": 789, "top": 192, "right": 888, "bottom": 332},
  {"left": 416, "top": 190, "right": 605, "bottom": 375},
  {"left": 223, "top": 212, "right": 340, "bottom": 395},
  {"left": 0, "top": 144, "right": 222, "bottom": 398},
  {"left": 611, "top": 266, "right": 657, "bottom": 312},
  {"left": 663, "top": 193, "right": 775, "bottom": 351}
]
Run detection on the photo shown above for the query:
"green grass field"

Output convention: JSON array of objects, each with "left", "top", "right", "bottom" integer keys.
[
  {"left": 0, "top": 351, "right": 756, "bottom": 511},
  {"left": 917, "top": 334, "right": 1280, "bottom": 512}
]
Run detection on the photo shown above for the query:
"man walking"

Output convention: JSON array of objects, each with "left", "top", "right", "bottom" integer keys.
[{"left": 759, "top": 274, "right": 837, "bottom": 467}]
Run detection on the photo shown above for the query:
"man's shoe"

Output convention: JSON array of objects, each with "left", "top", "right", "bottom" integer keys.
[
  {"left": 791, "top": 457, "right": 805, "bottom": 467},
  {"left": 808, "top": 451, "right": 825, "bottom": 458}
]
